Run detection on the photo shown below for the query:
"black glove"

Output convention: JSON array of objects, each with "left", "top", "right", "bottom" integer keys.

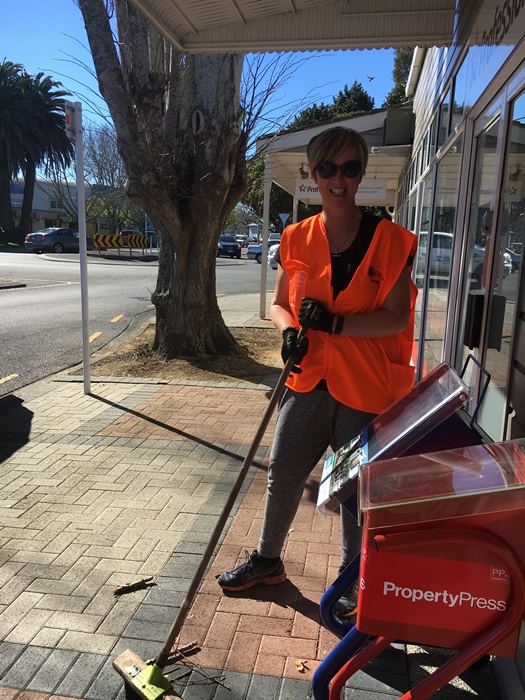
[
  {"left": 281, "top": 327, "right": 309, "bottom": 374},
  {"left": 299, "top": 297, "right": 335, "bottom": 334}
]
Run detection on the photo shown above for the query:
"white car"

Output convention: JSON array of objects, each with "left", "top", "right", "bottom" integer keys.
[
  {"left": 268, "top": 243, "right": 280, "bottom": 269},
  {"left": 247, "top": 234, "right": 281, "bottom": 263},
  {"left": 416, "top": 232, "right": 512, "bottom": 280}
]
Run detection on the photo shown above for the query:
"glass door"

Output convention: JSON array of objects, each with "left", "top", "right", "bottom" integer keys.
[
  {"left": 457, "top": 117, "right": 502, "bottom": 438},
  {"left": 457, "top": 98, "right": 525, "bottom": 441},
  {"left": 492, "top": 92, "right": 525, "bottom": 439}
]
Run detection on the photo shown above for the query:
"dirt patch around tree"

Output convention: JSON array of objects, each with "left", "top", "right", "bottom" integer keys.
[{"left": 79, "top": 326, "right": 283, "bottom": 384}]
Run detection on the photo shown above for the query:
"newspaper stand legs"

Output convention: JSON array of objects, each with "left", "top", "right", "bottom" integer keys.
[{"left": 325, "top": 528, "right": 525, "bottom": 700}]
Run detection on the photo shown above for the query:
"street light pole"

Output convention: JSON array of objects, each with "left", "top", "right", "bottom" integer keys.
[{"left": 65, "top": 100, "right": 90, "bottom": 395}]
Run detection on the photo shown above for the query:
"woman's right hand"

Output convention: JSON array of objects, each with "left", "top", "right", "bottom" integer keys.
[{"left": 281, "top": 327, "right": 309, "bottom": 373}]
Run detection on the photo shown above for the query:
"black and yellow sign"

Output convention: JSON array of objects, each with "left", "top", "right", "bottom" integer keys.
[{"left": 93, "top": 233, "right": 148, "bottom": 249}]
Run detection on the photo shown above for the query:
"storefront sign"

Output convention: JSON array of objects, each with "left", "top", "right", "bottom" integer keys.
[
  {"left": 295, "top": 179, "right": 319, "bottom": 200},
  {"left": 357, "top": 180, "right": 387, "bottom": 201},
  {"left": 295, "top": 178, "right": 387, "bottom": 202}
]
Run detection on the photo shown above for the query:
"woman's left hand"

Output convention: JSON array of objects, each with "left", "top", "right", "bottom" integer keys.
[{"left": 299, "top": 297, "right": 335, "bottom": 333}]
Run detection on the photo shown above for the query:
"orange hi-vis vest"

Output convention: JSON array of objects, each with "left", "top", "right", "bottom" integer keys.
[{"left": 280, "top": 214, "right": 418, "bottom": 414}]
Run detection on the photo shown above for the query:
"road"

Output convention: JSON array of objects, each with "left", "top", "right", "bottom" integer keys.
[{"left": 0, "top": 250, "right": 276, "bottom": 396}]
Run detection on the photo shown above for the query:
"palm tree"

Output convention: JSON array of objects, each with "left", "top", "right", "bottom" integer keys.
[
  {"left": 0, "top": 61, "right": 29, "bottom": 230},
  {"left": 0, "top": 60, "right": 73, "bottom": 235},
  {"left": 19, "top": 73, "right": 74, "bottom": 234}
]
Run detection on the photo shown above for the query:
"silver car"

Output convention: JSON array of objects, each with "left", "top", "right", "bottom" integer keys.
[
  {"left": 268, "top": 243, "right": 280, "bottom": 269},
  {"left": 24, "top": 228, "right": 94, "bottom": 253},
  {"left": 416, "top": 232, "right": 511, "bottom": 280},
  {"left": 247, "top": 234, "right": 281, "bottom": 263}
]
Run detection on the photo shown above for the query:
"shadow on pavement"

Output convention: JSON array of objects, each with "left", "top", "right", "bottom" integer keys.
[
  {"left": 0, "top": 395, "right": 33, "bottom": 463},
  {"left": 90, "top": 392, "right": 268, "bottom": 469}
]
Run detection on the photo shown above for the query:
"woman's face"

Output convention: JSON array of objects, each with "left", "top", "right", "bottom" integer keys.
[{"left": 312, "top": 147, "right": 362, "bottom": 213}]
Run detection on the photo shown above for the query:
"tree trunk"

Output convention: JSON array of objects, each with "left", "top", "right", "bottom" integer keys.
[
  {"left": 78, "top": 0, "right": 248, "bottom": 360},
  {"left": 19, "top": 157, "right": 36, "bottom": 233},
  {"left": 152, "top": 217, "right": 239, "bottom": 358},
  {"left": 0, "top": 145, "right": 15, "bottom": 230}
]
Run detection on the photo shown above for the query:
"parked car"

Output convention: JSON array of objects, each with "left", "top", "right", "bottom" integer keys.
[
  {"left": 247, "top": 234, "right": 281, "bottom": 263},
  {"left": 24, "top": 228, "right": 94, "bottom": 253},
  {"left": 268, "top": 243, "right": 280, "bottom": 269},
  {"left": 217, "top": 234, "right": 241, "bottom": 259},
  {"left": 506, "top": 247, "right": 521, "bottom": 272},
  {"left": 235, "top": 234, "right": 248, "bottom": 247}
]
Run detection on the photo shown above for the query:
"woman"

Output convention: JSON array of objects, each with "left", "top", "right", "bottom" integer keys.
[{"left": 218, "top": 127, "right": 417, "bottom": 612}]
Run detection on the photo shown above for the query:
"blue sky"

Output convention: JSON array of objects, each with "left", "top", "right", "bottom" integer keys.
[{"left": 1, "top": 0, "right": 398, "bottom": 127}]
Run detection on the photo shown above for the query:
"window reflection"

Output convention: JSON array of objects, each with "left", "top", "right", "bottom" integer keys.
[
  {"left": 438, "top": 91, "right": 451, "bottom": 148},
  {"left": 451, "top": 60, "right": 468, "bottom": 132},
  {"left": 421, "top": 136, "right": 463, "bottom": 371},
  {"left": 483, "top": 94, "right": 525, "bottom": 438}
]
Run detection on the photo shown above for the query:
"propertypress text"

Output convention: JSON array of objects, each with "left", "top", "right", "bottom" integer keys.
[{"left": 382, "top": 581, "right": 506, "bottom": 611}]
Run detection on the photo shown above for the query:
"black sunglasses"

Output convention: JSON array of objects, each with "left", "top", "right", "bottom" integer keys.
[{"left": 315, "top": 160, "right": 362, "bottom": 179}]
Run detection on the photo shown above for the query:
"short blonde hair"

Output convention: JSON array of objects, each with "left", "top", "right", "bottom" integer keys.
[{"left": 307, "top": 127, "right": 368, "bottom": 177}]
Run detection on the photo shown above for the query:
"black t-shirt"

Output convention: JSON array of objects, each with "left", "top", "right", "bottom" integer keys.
[
  {"left": 329, "top": 212, "right": 381, "bottom": 298},
  {"left": 274, "top": 211, "right": 382, "bottom": 299}
]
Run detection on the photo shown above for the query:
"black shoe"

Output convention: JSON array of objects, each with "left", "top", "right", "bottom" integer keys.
[
  {"left": 334, "top": 580, "right": 358, "bottom": 619},
  {"left": 217, "top": 550, "right": 287, "bottom": 591}
]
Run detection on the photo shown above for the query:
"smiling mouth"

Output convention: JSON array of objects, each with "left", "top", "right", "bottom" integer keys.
[{"left": 330, "top": 188, "right": 346, "bottom": 195}]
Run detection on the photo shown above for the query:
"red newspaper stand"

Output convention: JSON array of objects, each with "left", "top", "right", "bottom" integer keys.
[{"left": 329, "top": 440, "right": 525, "bottom": 700}]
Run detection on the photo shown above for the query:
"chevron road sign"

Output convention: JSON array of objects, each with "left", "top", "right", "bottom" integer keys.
[{"left": 93, "top": 233, "right": 148, "bottom": 249}]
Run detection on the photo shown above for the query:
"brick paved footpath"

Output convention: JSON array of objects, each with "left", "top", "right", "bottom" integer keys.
[{"left": 0, "top": 373, "right": 501, "bottom": 698}]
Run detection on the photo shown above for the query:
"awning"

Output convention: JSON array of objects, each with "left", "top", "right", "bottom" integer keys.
[{"left": 128, "top": 0, "right": 458, "bottom": 53}]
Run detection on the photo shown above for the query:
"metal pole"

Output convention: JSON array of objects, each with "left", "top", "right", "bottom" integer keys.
[
  {"left": 260, "top": 155, "right": 271, "bottom": 319},
  {"left": 74, "top": 102, "right": 91, "bottom": 395}
]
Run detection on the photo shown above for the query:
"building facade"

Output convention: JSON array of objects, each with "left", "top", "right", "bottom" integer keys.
[
  {"left": 398, "top": 7, "right": 525, "bottom": 694},
  {"left": 400, "top": 2, "right": 525, "bottom": 444}
]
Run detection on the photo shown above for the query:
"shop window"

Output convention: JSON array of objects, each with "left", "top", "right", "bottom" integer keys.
[
  {"left": 484, "top": 93, "right": 525, "bottom": 439},
  {"left": 409, "top": 194, "right": 417, "bottom": 232},
  {"left": 418, "top": 136, "right": 463, "bottom": 374},
  {"left": 422, "top": 133, "right": 429, "bottom": 171},
  {"left": 429, "top": 116, "right": 438, "bottom": 160},
  {"left": 413, "top": 171, "right": 434, "bottom": 376},
  {"left": 414, "top": 172, "right": 434, "bottom": 289},
  {"left": 451, "top": 59, "right": 468, "bottom": 132},
  {"left": 438, "top": 91, "right": 451, "bottom": 149},
  {"left": 415, "top": 147, "right": 422, "bottom": 179},
  {"left": 458, "top": 116, "right": 505, "bottom": 440}
]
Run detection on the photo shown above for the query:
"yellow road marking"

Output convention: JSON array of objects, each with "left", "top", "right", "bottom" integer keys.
[
  {"left": 111, "top": 314, "right": 124, "bottom": 323},
  {"left": 89, "top": 332, "right": 102, "bottom": 343},
  {"left": 0, "top": 373, "right": 18, "bottom": 385}
]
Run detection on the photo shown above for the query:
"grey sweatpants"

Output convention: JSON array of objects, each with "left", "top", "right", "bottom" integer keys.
[{"left": 258, "top": 387, "right": 376, "bottom": 569}]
